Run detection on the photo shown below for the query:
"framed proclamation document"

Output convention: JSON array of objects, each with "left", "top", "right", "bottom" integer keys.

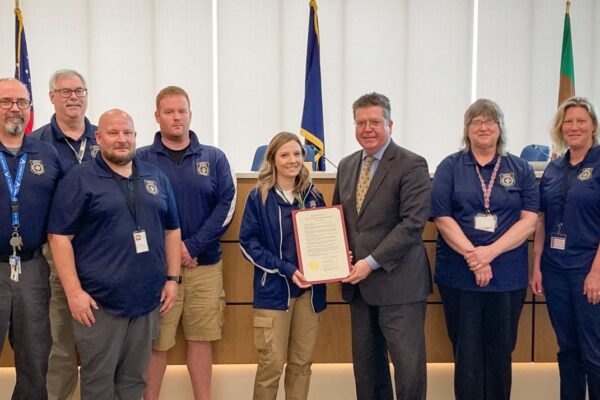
[{"left": 292, "top": 205, "right": 352, "bottom": 284}]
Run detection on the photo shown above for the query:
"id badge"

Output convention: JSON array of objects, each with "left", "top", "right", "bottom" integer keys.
[
  {"left": 474, "top": 213, "right": 497, "bottom": 233},
  {"left": 550, "top": 234, "right": 566, "bottom": 250},
  {"left": 9, "top": 255, "right": 21, "bottom": 282},
  {"left": 133, "top": 230, "right": 149, "bottom": 253}
]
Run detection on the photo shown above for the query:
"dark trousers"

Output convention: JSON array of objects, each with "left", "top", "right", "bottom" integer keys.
[
  {"left": 438, "top": 285, "right": 525, "bottom": 400},
  {"left": 349, "top": 290, "right": 427, "bottom": 400},
  {"left": 543, "top": 267, "right": 600, "bottom": 400},
  {"left": 73, "top": 307, "right": 161, "bottom": 400},
  {"left": 0, "top": 255, "right": 51, "bottom": 400}
]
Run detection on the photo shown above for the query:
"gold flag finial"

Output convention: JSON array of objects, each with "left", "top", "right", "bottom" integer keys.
[
  {"left": 566, "top": 0, "right": 571, "bottom": 14},
  {"left": 15, "top": 0, "right": 20, "bottom": 9}
]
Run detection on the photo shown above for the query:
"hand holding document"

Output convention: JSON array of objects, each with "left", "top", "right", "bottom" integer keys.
[{"left": 292, "top": 205, "right": 351, "bottom": 284}]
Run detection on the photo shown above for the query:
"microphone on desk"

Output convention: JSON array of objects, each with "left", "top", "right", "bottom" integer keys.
[
  {"left": 307, "top": 144, "right": 338, "bottom": 170},
  {"left": 530, "top": 144, "right": 551, "bottom": 160}
]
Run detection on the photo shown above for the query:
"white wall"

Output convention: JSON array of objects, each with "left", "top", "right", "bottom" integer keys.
[{"left": 0, "top": 0, "right": 598, "bottom": 172}]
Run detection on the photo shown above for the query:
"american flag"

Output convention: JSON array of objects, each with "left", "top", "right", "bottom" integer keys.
[{"left": 15, "top": 4, "right": 34, "bottom": 133}]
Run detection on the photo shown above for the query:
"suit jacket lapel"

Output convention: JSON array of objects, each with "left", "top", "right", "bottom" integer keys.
[{"left": 358, "top": 143, "right": 396, "bottom": 217}]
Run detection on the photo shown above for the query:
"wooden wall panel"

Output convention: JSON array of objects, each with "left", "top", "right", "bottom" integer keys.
[
  {"left": 222, "top": 242, "right": 253, "bottom": 303},
  {"left": 534, "top": 304, "right": 559, "bottom": 362},
  {"left": 425, "top": 304, "right": 453, "bottom": 362}
]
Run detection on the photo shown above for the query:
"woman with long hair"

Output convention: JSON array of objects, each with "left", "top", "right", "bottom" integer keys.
[{"left": 240, "top": 132, "right": 327, "bottom": 400}]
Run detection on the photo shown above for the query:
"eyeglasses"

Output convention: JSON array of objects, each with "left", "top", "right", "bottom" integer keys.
[
  {"left": 470, "top": 119, "right": 498, "bottom": 128},
  {"left": 53, "top": 88, "right": 88, "bottom": 98},
  {"left": 355, "top": 119, "right": 385, "bottom": 130},
  {"left": 0, "top": 98, "right": 31, "bottom": 110}
]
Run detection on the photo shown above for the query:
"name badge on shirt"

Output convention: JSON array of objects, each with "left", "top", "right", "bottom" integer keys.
[
  {"left": 550, "top": 234, "right": 566, "bottom": 250},
  {"left": 474, "top": 213, "right": 497, "bottom": 233},
  {"left": 9, "top": 255, "right": 21, "bottom": 282},
  {"left": 133, "top": 230, "right": 149, "bottom": 254}
]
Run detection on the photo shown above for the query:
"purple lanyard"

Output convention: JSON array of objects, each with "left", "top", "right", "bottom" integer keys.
[{"left": 475, "top": 156, "right": 502, "bottom": 213}]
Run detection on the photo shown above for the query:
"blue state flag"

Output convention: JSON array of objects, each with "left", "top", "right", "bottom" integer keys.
[
  {"left": 15, "top": 5, "right": 34, "bottom": 133},
  {"left": 300, "top": 0, "right": 325, "bottom": 171}
]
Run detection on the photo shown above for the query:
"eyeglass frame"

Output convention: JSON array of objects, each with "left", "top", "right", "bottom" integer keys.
[
  {"left": 53, "top": 87, "right": 88, "bottom": 98},
  {"left": 354, "top": 118, "right": 387, "bottom": 130},
  {"left": 0, "top": 98, "right": 32, "bottom": 110},
  {"left": 469, "top": 119, "right": 498, "bottom": 129}
]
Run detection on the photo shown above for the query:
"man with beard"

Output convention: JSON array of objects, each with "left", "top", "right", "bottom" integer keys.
[
  {"left": 47, "top": 109, "right": 182, "bottom": 400},
  {"left": 0, "top": 78, "right": 63, "bottom": 399},
  {"left": 31, "top": 69, "right": 98, "bottom": 400}
]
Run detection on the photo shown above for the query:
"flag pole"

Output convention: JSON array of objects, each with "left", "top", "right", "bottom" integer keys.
[{"left": 566, "top": 0, "right": 570, "bottom": 14}]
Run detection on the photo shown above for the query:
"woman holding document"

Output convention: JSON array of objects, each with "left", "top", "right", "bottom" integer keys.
[
  {"left": 239, "top": 131, "right": 326, "bottom": 400},
  {"left": 430, "top": 99, "right": 539, "bottom": 400}
]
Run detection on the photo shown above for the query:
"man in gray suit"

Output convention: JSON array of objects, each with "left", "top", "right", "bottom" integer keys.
[{"left": 333, "top": 92, "right": 431, "bottom": 400}]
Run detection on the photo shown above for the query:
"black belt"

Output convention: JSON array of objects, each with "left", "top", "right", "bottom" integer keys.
[{"left": 0, "top": 248, "right": 41, "bottom": 263}]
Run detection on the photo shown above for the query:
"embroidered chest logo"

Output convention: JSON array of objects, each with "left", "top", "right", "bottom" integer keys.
[
  {"left": 498, "top": 172, "right": 515, "bottom": 188},
  {"left": 29, "top": 160, "right": 45, "bottom": 175},
  {"left": 144, "top": 179, "right": 159, "bottom": 195},
  {"left": 89, "top": 145, "right": 100, "bottom": 158},
  {"left": 309, "top": 200, "right": 317, "bottom": 208},
  {"left": 196, "top": 161, "right": 209, "bottom": 176},
  {"left": 578, "top": 167, "right": 593, "bottom": 181}
]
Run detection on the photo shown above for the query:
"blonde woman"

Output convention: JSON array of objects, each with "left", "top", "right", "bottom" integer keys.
[
  {"left": 531, "top": 96, "right": 600, "bottom": 400},
  {"left": 240, "top": 132, "right": 326, "bottom": 400}
]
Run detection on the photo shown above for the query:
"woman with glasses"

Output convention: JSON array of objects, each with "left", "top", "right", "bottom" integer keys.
[
  {"left": 530, "top": 97, "right": 600, "bottom": 400},
  {"left": 239, "top": 132, "right": 326, "bottom": 400},
  {"left": 430, "top": 99, "right": 539, "bottom": 399}
]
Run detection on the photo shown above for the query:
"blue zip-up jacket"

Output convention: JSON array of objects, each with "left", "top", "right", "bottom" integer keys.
[
  {"left": 137, "top": 131, "right": 236, "bottom": 264},
  {"left": 239, "top": 183, "right": 327, "bottom": 312}
]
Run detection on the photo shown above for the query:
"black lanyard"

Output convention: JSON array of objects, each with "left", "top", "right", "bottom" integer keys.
[
  {"left": 556, "top": 162, "right": 583, "bottom": 233},
  {"left": 112, "top": 164, "right": 142, "bottom": 230}
]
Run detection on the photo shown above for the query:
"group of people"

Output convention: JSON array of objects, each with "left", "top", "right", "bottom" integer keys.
[
  {"left": 0, "top": 68, "right": 598, "bottom": 400},
  {"left": 240, "top": 93, "right": 600, "bottom": 400},
  {"left": 0, "top": 71, "right": 236, "bottom": 400}
]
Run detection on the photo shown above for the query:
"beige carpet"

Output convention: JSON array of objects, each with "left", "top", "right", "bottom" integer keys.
[{"left": 0, "top": 363, "right": 560, "bottom": 399}]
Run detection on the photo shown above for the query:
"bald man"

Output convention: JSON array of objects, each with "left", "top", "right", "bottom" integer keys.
[
  {"left": 47, "top": 109, "right": 181, "bottom": 400},
  {"left": 0, "top": 78, "right": 63, "bottom": 399}
]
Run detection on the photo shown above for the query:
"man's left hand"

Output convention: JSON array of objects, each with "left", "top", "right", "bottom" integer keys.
[
  {"left": 159, "top": 281, "right": 179, "bottom": 315},
  {"left": 342, "top": 259, "right": 373, "bottom": 285}
]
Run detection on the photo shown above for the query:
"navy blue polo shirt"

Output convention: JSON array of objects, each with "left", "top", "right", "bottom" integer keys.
[
  {"left": 31, "top": 114, "right": 98, "bottom": 171},
  {"left": 0, "top": 136, "right": 62, "bottom": 255},
  {"left": 137, "top": 131, "right": 236, "bottom": 265},
  {"left": 48, "top": 155, "right": 180, "bottom": 318},
  {"left": 540, "top": 146, "right": 600, "bottom": 272},
  {"left": 431, "top": 151, "right": 539, "bottom": 291}
]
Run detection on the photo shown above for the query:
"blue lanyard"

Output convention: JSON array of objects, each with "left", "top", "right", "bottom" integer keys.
[{"left": 0, "top": 152, "right": 28, "bottom": 227}]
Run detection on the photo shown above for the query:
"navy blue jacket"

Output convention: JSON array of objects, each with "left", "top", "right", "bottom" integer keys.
[
  {"left": 137, "top": 131, "right": 236, "bottom": 265},
  {"left": 240, "top": 184, "right": 327, "bottom": 312}
]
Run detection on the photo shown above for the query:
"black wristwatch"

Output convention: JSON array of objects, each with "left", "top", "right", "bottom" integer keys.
[{"left": 166, "top": 275, "right": 182, "bottom": 284}]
